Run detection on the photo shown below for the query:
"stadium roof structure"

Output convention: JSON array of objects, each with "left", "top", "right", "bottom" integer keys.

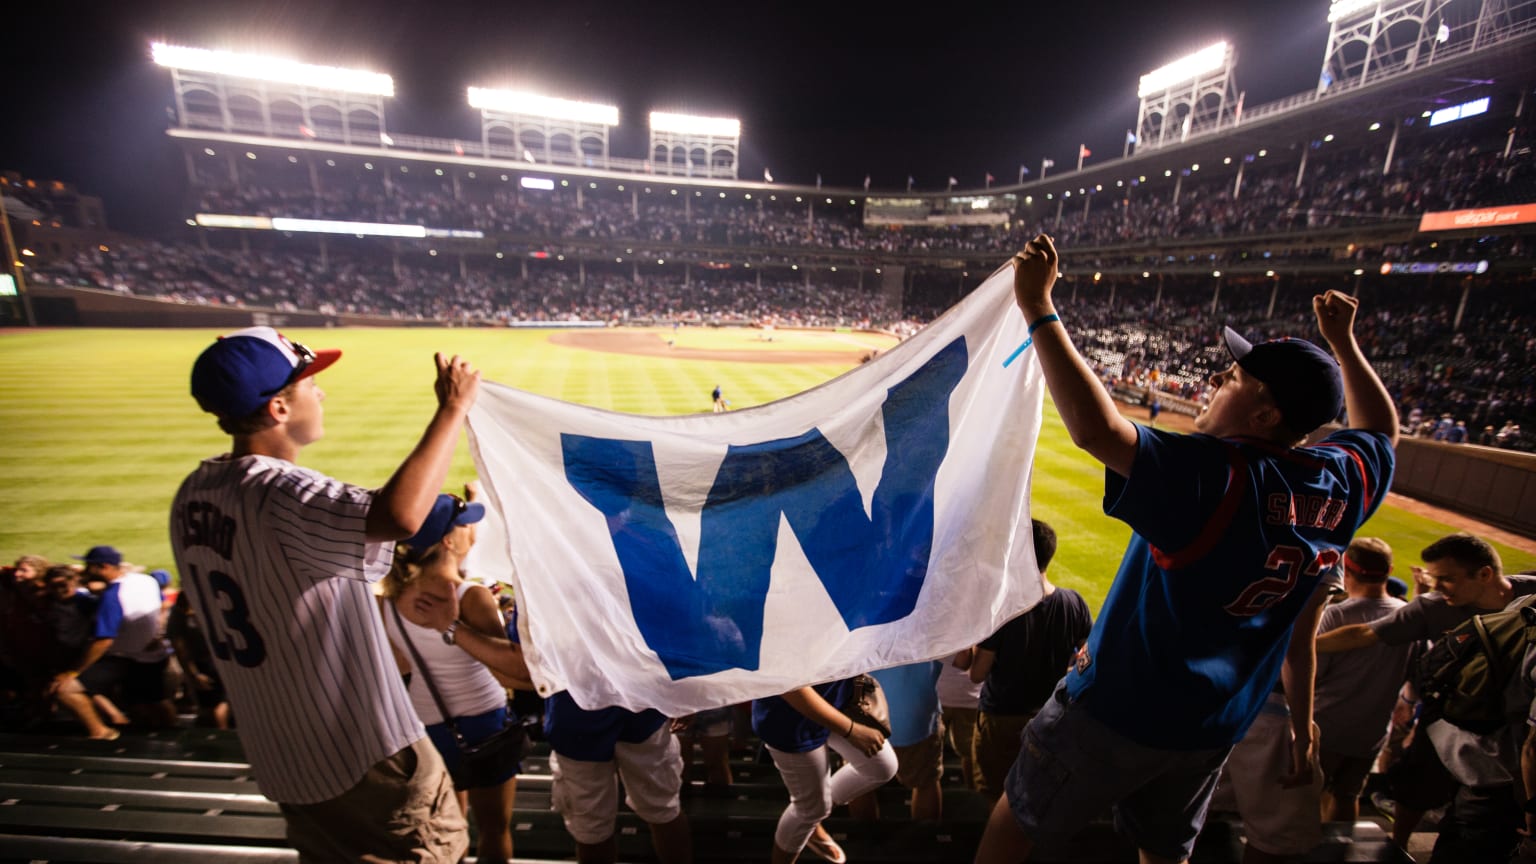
[
  {"left": 153, "top": 42, "right": 394, "bottom": 149},
  {"left": 154, "top": 1, "right": 1536, "bottom": 204}
]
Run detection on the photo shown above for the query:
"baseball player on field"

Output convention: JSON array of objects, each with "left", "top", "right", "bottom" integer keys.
[
  {"left": 170, "top": 326, "right": 479, "bottom": 862},
  {"left": 974, "top": 236, "right": 1398, "bottom": 864}
]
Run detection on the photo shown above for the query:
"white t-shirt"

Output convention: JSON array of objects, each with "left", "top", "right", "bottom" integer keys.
[
  {"left": 383, "top": 582, "right": 507, "bottom": 725},
  {"left": 97, "top": 572, "right": 170, "bottom": 663}
]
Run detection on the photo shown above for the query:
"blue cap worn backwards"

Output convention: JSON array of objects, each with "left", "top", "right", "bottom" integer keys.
[
  {"left": 190, "top": 326, "right": 341, "bottom": 419},
  {"left": 1223, "top": 327, "right": 1344, "bottom": 435}
]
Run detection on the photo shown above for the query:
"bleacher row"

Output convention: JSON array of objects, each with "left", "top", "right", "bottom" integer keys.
[{"left": 0, "top": 725, "right": 1410, "bottom": 863}]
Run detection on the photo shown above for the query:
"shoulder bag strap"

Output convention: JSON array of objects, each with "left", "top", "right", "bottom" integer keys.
[{"left": 389, "top": 601, "right": 469, "bottom": 747}]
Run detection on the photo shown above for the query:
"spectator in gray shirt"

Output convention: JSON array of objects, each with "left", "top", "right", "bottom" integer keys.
[{"left": 1314, "top": 538, "right": 1415, "bottom": 822}]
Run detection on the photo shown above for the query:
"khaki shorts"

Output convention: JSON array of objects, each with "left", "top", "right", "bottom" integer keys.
[
  {"left": 974, "top": 710, "right": 1032, "bottom": 799},
  {"left": 893, "top": 731, "right": 944, "bottom": 789},
  {"left": 1212, "top": 704, "right": 1322, "bottom": 857},
  {"left": 550, "top": 722, "right": 683, "bottom": 844},
  {"left": 279, "top": 737, "right": 467, "bottom": 864}
]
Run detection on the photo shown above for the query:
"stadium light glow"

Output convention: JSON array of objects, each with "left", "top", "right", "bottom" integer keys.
[
  {"left": 150, "top": 43, "right": 394, "bottom": 96},
  {"left": 649, "top": 111, "right": 741, "bottom": 137},
  {"left": 1328, "top": 0, "right": 1380, "bottom": 23},
  {"left": 1138, "top": 41, "right": 1229, "bottom": 98},
  {"left": 520, "top": 177, "right": 555, "bottom": 191},
  {"left": 466, "top": 88, "right": 619, "bottom": 126}
]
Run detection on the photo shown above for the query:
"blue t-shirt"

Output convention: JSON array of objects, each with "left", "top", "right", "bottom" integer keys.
[
  {"left": 871, "top": 661, "right": 942, "bottom": 747},
  {"left": 543, "top": 690, "right": 668, "bottom": 762},
  {"left": 752, "top": 679, "right": 855, "bottom": 753},
  {"left": 1064, "top": 426, "right": 1394, "bottom": 750}
]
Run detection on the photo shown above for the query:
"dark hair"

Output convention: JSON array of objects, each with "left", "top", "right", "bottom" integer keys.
[
  {"left": 1421, "top": 533, "right": 1501, "bottom": 577},
  {"left": 1031, "top": 519, "right": 1058, "bottom": 573}
]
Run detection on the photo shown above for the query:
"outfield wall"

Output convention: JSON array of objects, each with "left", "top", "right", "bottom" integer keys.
[
  {"left": 1391, "top": 437, "right": 1536, "bottom": 538},
  {"left": 25, "top": 284, "right": 437, "bottom": 329}
]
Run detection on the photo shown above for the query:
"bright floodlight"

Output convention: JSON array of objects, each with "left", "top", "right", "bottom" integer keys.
[
  {"left": 1137, "top": 41, "right": 1230, "bottom": 98},
  {"left": 649, "top": 111, "right": 741, "bottom": 137},
  {"left": 152, "top": 41, "right": 393, "bottom": 94},
  {"left": 151, "top": 43, "right": 394, "bottom": 96},
  {"left": 467, "top": 88, "right": 619, "bottom": 126},
  {"left": 1328, "top": 0, "right": 1381, "bottom": 22}
]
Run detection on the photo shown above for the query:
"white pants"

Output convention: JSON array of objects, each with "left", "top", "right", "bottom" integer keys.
[{"left": 766, "top": 735, "right": 898, "bottom": 853}]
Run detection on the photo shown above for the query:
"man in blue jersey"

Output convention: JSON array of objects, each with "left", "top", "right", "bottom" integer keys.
[{"left": 974, "top": 235, "right": 1398, "bottom": 864}]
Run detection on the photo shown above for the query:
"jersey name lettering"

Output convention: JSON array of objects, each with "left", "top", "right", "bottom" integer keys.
[
  {"left": 181, "top": 501, "right": 237, "bottom": 559},
  {"left": 1265, "top": 493, "right": 1346, "bottom": 531}
]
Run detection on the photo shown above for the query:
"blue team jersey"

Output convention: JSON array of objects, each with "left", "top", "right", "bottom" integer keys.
[{"left": 1064, "top": 426, "right": 1394, "bottom": 750}]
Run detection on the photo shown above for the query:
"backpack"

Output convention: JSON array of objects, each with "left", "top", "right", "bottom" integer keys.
[{"left": 1416, "top": 595, "right": 1536, "bottom": 734}]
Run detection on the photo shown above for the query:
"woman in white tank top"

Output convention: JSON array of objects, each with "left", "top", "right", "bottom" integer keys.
[{"left": 381, "top": 491, "right": 519, "bottom": 864}]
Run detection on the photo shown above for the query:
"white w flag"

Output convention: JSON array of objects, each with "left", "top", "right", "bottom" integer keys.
[{"left": 466, "top": 265, "right": 1046, "bottom": 715}]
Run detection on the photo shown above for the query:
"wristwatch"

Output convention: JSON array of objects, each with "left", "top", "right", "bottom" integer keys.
[{"left": 442, "top": 620, "right": 460, "bottom": 646}]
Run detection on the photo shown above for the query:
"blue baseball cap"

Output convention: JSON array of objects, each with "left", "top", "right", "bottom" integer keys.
[
  {"left": 190, "top": 327, "right": 341, "bottom": 419},
  {"left": 73, "top": 545, "right": 122, "bottom": 566},
  {"left": 1223, "top": 327, "right": 1344, "bottom": 435},
  {"left": 403, "top": 494, "right": 487, "bottom": 556}
]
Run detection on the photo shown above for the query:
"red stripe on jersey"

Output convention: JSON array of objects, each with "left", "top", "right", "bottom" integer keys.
[
  {"left": 1152, "top": 443, "right": 1248, "bottom": 570},
  {"left": 1311, "top": 442, "right": 1372, "bottom": 512}
]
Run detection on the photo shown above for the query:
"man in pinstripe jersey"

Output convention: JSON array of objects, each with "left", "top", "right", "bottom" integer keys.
[{"left": 171, "top": 326, "right": 479, "bottom": 863}]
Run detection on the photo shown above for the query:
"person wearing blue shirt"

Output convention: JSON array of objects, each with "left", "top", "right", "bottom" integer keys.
[{"left": 974, "top": 236, "right": 1399, "bottom": 864}]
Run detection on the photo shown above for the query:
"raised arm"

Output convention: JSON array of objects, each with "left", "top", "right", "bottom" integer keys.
[
  {"left": 1313, "top": 291, "right": 1399, "bottom": 446},
  {"left": 1011, "top": 235, "right": 1140, "bottom": 477},
  {"left": 367, "top": 353, "right": 481, "bottom": 541}
]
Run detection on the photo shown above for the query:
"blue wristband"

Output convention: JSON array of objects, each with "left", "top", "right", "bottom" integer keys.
[
  {"left": 1027, "top": 313, "right": 1060, "bottom": 335},
  {"left": 1003, "top": 314, "right": 1063, "bottom": 369}
]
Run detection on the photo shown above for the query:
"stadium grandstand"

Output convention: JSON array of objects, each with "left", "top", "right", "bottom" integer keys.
[{"left": 3, "top": 2, "right": 1536, "bottom": 862}]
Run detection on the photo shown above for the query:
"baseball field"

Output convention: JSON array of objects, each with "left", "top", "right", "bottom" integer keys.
[{"left": 2, "top": 324, "right": 1532, "bottom": 613}]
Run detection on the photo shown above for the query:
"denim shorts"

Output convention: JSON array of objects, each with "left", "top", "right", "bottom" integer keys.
[
  {"left": 425, "top": 705, "right": 517, "bottom": 789},
  {"left": 1005, "top": 683, "right": 1231, "bottom": 861}
]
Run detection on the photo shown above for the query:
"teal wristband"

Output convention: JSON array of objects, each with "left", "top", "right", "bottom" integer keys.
[{"left": 1027, "top": 313, "right": 1060, "bottom": 335}]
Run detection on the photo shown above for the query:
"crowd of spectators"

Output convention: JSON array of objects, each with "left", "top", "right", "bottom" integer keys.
[
  {"left": 186, "top": 116, "right": 1532, "bottom": 262},
  {"left": 22, "top": 110, "right": 1536, "bottom": 450}
]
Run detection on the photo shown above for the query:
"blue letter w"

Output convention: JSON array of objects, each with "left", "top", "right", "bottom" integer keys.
[{"left": 562, "top": 337, "right": 966, "bottom": 679}]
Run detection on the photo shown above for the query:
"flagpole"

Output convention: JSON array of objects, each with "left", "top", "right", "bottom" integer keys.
[
  {"left": 1076, "top": 145, "right": 1085, "bottom": 173},
  {"left": 1123, "top": 130, "right": 1132, "bottom": 159},
  {"left": 1040, "top": 159, "right": 1049, "bottom": 181}
]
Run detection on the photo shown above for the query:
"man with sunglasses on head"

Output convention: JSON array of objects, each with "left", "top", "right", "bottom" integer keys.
[
  {"left": 170, "top": 326, "right": 480, "bottom": 863},
  {"left": 974, "top": 236, "right": 1398, "bottom": 864}
]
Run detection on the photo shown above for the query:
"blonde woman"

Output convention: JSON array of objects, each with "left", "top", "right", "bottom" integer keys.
[{"left": 382, "top": 492, "right": 531, "bottom": 864}]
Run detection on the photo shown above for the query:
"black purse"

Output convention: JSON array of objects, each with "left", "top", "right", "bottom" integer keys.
[{"left": 391, "top": 603, "right": 529, "bottom": 788}]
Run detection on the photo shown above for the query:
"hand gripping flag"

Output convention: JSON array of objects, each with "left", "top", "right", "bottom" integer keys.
[{"left": 465, "top": 265, "right": 1047, "bottom": 714}]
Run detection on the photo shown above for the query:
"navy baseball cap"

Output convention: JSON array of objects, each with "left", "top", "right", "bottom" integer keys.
[
  {"left": 190, "top": 327, "right": 341, "bottom": 418},
  {"left": 73, "top": 545, "right": 122, "bottom": 566},
  {"left": 403, "top": 494, "right": 487, "bottom": 556},
  {"left": 1222, "top": 327, "right": 1344, "bottom": 435}
]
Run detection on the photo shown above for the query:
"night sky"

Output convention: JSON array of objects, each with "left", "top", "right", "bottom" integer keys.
[{"left": 4, "top": 1, "right": 1335, "bottom": 234}]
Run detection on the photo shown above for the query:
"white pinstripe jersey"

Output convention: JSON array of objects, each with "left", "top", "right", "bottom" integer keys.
[{"left": 169, "top": 454, "right": 425, "bottom": 804}]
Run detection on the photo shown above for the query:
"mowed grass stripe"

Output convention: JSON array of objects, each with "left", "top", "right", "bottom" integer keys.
[{"left": 2, "top": 328, "right": 1531, "bottom": 614}]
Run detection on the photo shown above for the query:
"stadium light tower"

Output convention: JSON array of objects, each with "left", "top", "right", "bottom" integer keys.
[
  {"left": 648, "top": 111, "right": 741, "bottom": 180},
  {"left": 468, "top": 87, "right": 620, "bottom": 167},
  {"left": 1317, "top": 0, "right": 1474, "bottom": 95},
  {"left": 1134, "top": 41, "right": 1240, "bottom": 151},
  {"left": 151, "top": 42, "right": 394, "bottom": 146}
]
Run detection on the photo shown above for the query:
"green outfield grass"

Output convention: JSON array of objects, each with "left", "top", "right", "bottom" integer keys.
[{"left": 2, "top": 326, "right": 1531, "bottom": 614}]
